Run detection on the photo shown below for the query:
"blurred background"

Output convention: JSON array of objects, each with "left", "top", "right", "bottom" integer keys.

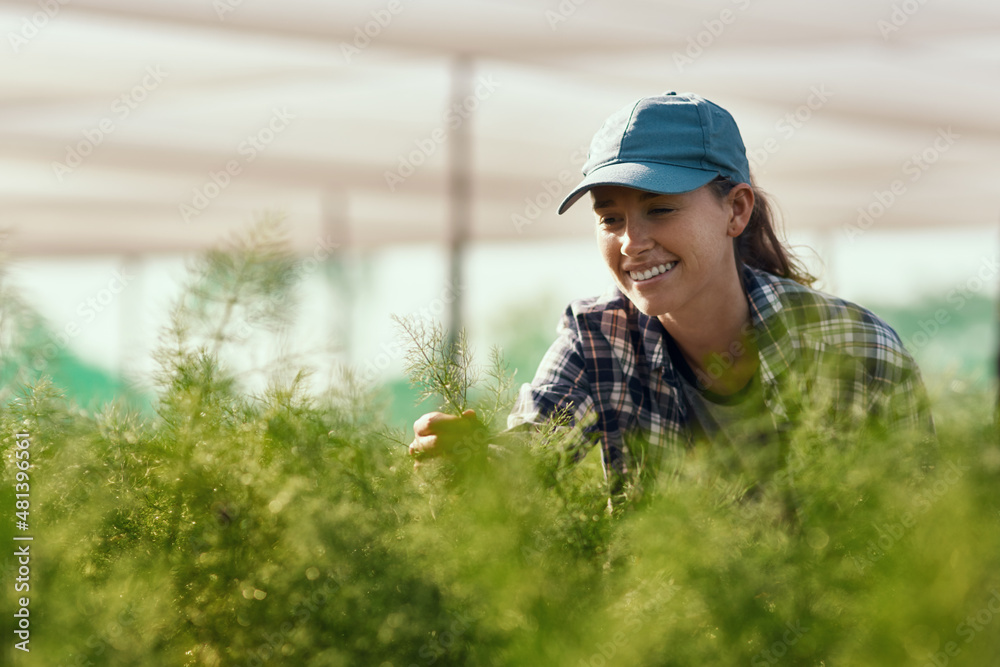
[{"left": 1, "top": 0, "right": 997, "bottom": 425}]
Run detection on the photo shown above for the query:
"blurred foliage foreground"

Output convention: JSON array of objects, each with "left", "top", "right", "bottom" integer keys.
[{"left": 2, "top": 221, "right": 999, "bottom": 667}]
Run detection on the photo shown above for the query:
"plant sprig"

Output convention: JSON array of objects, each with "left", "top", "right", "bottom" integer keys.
[{"left": 393, "top": 315, "right": 476, "bottom": 416}]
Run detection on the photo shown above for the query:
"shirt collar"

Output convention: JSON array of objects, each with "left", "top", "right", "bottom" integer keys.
[
  {"left": 741, "top": 265, "right": 796, "bottom": 386},
  {"left": 596, "top": 266, "right": 798, "bottom": 383}
]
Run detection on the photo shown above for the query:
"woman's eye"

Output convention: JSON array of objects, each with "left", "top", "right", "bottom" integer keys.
[
  {"left": 649, "top": 207, "right": 674, "bottom": 215},
  {"left": 598, "top": 216, "right": 620, "bottom": 226}
]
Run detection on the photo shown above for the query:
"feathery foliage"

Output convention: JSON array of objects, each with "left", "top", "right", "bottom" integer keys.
[{"left": 1, "top": 220, "right": 998, "bottom": 666}]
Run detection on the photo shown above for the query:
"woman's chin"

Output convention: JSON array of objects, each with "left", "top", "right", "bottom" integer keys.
[{"left": 623, "top": 292, "right": 673, "bottom": 318}]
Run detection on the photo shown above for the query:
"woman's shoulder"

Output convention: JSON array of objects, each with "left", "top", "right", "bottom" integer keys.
[
  {"left": 745, "top": 266, "right": 912, "bottom": 361},
  {"left": 749, "top": 269, "right": 883, "bottom": 318}
]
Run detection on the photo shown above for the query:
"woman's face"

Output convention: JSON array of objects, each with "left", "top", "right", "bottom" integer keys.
[{"left": 591, "top": 183, "right": 752, "bottom": 320}]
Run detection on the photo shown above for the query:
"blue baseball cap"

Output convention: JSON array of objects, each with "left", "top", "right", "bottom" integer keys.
[{"left": 558, "top": 91, "right": 752, "bottom": 214}]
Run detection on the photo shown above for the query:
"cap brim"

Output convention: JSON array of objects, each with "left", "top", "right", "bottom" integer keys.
[{"left": 557, "top": 162, "right": 720, "bottom": 215}]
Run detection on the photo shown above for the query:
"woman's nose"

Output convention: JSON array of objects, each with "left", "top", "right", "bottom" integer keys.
[{"left": 620, "top": 218, "right": 653, "bottom": 255}]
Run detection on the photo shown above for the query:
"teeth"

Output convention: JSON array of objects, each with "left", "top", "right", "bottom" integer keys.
[{"left": 630, "top": 262, "right": 676, "bottom": 281}]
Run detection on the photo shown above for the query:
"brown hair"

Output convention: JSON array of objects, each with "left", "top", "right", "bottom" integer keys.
[{"left": 707, "top": 175, "right": 815, "bottom": 287}]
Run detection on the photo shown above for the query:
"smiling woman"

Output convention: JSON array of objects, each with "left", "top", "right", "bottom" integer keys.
[
  {"left": 409, "top": 91, "right": 934, "bottom": 496},
  {"left": 590, "top": 183, "right": 757, "bottom": 396}
]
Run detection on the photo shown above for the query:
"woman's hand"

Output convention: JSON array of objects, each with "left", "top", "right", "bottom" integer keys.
[{"left": 408, "top": 409, "right": 483, "bottom": 468}]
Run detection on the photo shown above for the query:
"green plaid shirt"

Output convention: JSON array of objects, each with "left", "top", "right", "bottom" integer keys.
[{"left": 508, "top": 265, "right": 933, "bottom": 482}]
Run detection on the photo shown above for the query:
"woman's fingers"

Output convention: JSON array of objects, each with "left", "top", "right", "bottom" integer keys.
[
  {"left": 409, "top": 409, "right": 484, "bottom": 466},
  {"left": 408, "top": 436, "right": 426, "bottom": 458},
  {"left": 409, "top": 413, "right": 453, "bottom": 462},
  {"left": 413, "top": 411, "right": 455, "bottom": 437}
]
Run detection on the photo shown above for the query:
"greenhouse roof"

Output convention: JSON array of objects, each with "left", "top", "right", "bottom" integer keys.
[{"left": 2, "top": 0, "right": 998, "bottom": 255}]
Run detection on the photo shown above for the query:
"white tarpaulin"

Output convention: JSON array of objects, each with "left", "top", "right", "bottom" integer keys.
[{"left": 1, "top": 0, "right": 998, "bottom": 255}]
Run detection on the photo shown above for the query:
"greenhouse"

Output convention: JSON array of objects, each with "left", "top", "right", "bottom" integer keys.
[{"left": 2, "top": 0, "right": 998, "bottom": 664}]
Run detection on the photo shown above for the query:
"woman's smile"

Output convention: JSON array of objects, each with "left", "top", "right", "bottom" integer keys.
[{"left": 626, "top": 261, "right": 678, "bottom": 283}]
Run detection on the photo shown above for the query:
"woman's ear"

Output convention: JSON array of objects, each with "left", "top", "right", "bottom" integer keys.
[{"left": 727, "top": 183, "right": 755, "bottom": 238}]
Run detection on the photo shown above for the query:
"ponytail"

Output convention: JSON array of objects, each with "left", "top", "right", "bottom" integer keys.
[{"left": 708, "top": 176, "right": 815, "bottom": 287}]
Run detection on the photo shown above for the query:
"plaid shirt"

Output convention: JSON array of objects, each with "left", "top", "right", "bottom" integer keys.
[{"left": 508, "top": 265, "right": 933, "bottom": 485}]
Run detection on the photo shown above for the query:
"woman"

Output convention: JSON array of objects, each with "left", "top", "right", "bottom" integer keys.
[{"left": 409, "top": 91, "right": 932, "bottom": 492}]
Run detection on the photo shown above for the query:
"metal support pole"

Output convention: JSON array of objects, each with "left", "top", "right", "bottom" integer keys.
[
  {"left": 321, "top": 190, "right": 351, "bottom": 365},
  {"left": 447, "top": 55, "right": 473, "bottom": 351}
]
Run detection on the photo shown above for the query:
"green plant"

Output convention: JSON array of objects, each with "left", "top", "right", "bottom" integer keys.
[{"left": 1, "top": 219, "right": 997, "bottom": 667}]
